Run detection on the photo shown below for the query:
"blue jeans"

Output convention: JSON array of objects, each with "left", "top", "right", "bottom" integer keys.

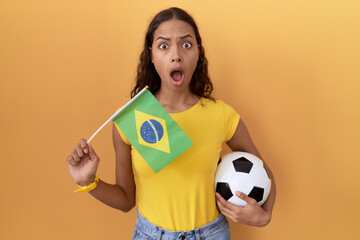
[{"left": 132, "top": 209, "right": 230, "bottom": 240}]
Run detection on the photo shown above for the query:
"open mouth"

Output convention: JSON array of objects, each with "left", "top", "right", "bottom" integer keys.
[
  {"left": 171, "top": 71, "right": 183, "bottom": 81},
  {"left": 170, "top": 68, "right": 184, "bottom": 86}
]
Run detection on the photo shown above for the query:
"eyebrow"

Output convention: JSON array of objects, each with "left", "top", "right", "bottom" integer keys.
[{"left": 155, "top": 34, "right": 194, "bottom": 41}]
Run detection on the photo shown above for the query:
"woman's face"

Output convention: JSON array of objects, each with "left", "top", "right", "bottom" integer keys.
[{"left": 151, "top": 19, "right": 199, "bottom": 92}]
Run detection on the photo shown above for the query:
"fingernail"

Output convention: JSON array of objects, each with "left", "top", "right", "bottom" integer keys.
[{"left": 84, "top": 148, "right": 88, "bottom": 154}]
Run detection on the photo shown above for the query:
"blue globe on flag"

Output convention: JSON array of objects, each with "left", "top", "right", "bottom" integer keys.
[{"left": 140, "top": 119, "right": 164, "bottom": 143}]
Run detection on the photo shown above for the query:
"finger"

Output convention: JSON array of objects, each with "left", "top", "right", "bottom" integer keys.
[
  {"left": 219, "top": 206, "right": 238, "bottom": 223},
  {"left": 216, "top": 193, "right": 239, "bottom": 216},
  {"left": 80, "top": 138, "right": 88, "bottom": 154},
  {"left": 88, "top": 143, "right": 98, "bottom": 159},
  {"left": 75, "top": 143, "right": 84, "bottom": 158},
  {"left": 66, "top": 155, "right": 77, "bottom": 166},
  {"left": 216, "top": 194, "right": 239, "bottom": 222},
  {"left": 71, "top": 149, "right": 81, "bottom": 162},
  {"left": 216, "top": 196, "right": 233, "bottom": 216},
  {"left": 236, "top": 191, "right": 257, "bottom": 205},
  {"left": 216, "top": 192, "right": 232, "bottom": 209},
  {"left": 216, "top": 192, "right": 241, "bottom": 212}
]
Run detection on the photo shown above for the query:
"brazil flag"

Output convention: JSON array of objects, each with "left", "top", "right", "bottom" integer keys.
[{"left": 112, "top": 88, "right": 193, "bottom": 173}]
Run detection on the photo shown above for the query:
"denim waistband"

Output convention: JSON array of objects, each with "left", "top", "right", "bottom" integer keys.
[{"left": 134, "top": 209, "right": 229, "bottom": 240}]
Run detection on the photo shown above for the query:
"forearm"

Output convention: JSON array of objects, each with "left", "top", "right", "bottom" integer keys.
[
  {"left": 89, "top": 179, "right": 135, "bottom": 212},
  {"left": 261, "top": 165, "right": 276, "bottom": 218}
]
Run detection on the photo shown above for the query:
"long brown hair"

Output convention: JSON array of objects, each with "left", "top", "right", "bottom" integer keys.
[{"left": 131, "top": 7, "right": 214, "bottom": 100}]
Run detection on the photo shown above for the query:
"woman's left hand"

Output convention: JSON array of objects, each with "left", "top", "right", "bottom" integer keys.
[{"left": 216, "top": 191, "right": 271, "bottom": 227}]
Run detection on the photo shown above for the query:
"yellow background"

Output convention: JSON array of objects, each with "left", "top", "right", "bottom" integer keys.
[{"left": 1, "top": 0, "right": 359, "bottom": 239}]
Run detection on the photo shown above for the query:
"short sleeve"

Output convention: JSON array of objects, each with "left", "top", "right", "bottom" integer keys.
[
  {"left": 222, "top": 101, "right": 240, "bottom": 142},
  {"left": 113, "top": 108, "right": 131, "bottom": 145}
]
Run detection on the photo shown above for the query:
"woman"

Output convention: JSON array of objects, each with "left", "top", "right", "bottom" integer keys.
[{"left": 67, "top": 7, "right": 276, "bottom": 240}]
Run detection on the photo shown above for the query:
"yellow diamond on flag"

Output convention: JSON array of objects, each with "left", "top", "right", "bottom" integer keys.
[
  {"left": 135, "top": 110, "right": 170, "bottom": 154},
  {"left": 113, "top": 88, "right": 193, "bottom": 173}
]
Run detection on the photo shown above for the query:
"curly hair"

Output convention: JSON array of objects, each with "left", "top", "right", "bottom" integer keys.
[{"left": 131, "top": 7, "right": 214, "bottom": 100}]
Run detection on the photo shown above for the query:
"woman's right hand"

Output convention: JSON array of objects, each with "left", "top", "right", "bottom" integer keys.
[{"left": 66, "top": 138, "right": 100, "bottom": 186}]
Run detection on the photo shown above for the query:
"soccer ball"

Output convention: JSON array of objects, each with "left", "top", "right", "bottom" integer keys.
[{"left": 215, "top": 151, "right": 271, "bottom": 207}]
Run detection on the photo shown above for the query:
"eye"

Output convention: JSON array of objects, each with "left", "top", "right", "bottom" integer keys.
[
  {"left": 182, "top": 42, "right": 192, "bottom": 48},
  {"left": 159, "top": 43, "right": 169, "bottom": 50}
]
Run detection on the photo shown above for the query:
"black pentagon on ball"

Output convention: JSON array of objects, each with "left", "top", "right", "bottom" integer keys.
[
  {"left": 233, "top": 157, "right": 253, "bottom": 173},
  {"left": 216, "top": 182, "right": 233, "bottom": 201},
  {"left": 248, "top": 186, "right": 264, "bottom": 202}
]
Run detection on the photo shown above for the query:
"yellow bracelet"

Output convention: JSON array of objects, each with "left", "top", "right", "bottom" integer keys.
[{"left": 74, "top": 175, "right": 99, "bottom": 193}]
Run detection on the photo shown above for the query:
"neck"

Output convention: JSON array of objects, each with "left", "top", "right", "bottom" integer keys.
[{"left": 154, "top": 87, "right": 200, "bottom": 113}]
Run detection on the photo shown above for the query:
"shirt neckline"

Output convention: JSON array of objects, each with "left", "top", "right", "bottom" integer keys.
[{"left": 169, "top": 98, "right": 203, "bottom": 116}]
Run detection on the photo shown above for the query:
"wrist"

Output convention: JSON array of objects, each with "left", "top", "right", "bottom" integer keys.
[
  {"left": 74, "top": 175, "right": 99, "bottom": 193},
  {"left": 76, "top": 175, "right": 96, "bottom": 187}
]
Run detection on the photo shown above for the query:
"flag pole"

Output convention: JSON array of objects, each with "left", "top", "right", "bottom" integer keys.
[{"left": 87, "top": 86, "right": 149, "bottom": 143}]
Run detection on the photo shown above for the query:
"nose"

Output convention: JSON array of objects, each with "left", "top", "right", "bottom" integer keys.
[
  {"left": 171, "top": 47, "right": 182, "bottom": 63},
  {"left": 172, "top": 57, "right": 182, "bottom": 62}
]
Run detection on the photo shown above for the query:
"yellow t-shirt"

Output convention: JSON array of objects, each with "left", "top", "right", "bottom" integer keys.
[{"left": 116, "top": 98, "right": 240, "bottom": 231}]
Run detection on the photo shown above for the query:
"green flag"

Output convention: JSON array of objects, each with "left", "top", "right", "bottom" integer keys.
[{"left": 113, "top": 88, "right": 193, "bottom": 173}]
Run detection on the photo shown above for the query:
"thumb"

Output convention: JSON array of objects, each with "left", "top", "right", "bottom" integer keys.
[
  {"left": 87, "top": 143, "right": 98, "bottom": 158},
  {"left": 236, "top": 191, "right": 252, "bottom": 203}
]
